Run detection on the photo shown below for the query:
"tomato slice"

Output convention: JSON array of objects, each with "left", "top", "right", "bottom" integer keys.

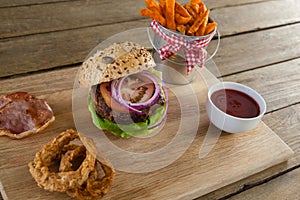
[
  {"left": 120, "top": 75, "right": 155, "bottom": 103},
  {"left": 99, "top": 73, "right": 156, "bottom": 113},
  {"left": 100, "top": 82, "right": 128, "bottom": 113}
]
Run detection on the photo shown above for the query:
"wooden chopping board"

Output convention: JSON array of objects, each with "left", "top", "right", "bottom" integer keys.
[{"left": 0, "top": 68, "right": 294, "bottom": 200}]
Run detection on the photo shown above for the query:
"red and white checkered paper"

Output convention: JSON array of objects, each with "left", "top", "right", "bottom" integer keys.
[{"left": 150, "top": 20, "right": 216, "bottom": 74}]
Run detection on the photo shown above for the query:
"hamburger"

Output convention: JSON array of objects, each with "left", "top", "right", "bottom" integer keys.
[{"left": 79, "top": 42, "right": 168, "bottom": 138}]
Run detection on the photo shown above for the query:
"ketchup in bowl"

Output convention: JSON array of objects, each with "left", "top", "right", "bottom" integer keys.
[
  {"left": 211, "top": 89, "right": 260, "bottom": 118},
  {"left": 206, "top": 82, "right": 266, "bottom": 133}
]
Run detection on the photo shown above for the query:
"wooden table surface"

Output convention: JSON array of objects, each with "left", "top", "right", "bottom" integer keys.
[{"left": 1, "top": 0, "right": 300, "bottom": 199}]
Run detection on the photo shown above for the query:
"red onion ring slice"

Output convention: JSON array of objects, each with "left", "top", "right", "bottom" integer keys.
[{"left": 111, "top": 79, "right": 142, "bottom": 115}]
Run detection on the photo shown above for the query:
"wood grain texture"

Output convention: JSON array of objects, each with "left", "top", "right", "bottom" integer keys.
[
  {"left": 0, "top": 67, "right": 78, "bottom": 96},
  {"left": 203, "top": 0, "right": 275, "bottom": 9},
  {"left": 1, "top": 22, "right": 299, "bottom": 78},
  {"left": 1, "top": 0, "right": 300, "bottom": 78},
  {"left": 212, "top": 0, "right": 300, "bottom": 36},
  {"left": 228, "top": 166, "right": 300, "bottom": 200},
  {"left": 0, "top": 0, "right": 77, "bottom": 8},
  {"left": 0, "top": 19, "right": 149, "bottom": 77},
  {"left": 197, "top": 62, "right": 300, "bottom": 199},
  {"left": 209, "top": 23, "right": 300, "bottom": 76},
  {"left": 197, "top": 161, "right": 292, "bottom": 200},
  {"left": 1, "top": 59, "right": 298, "bottom": 200},
  {"left": 0, "top": 0, "right": 299, "bottom": 199},
  {"left": 1, "top": 0, "right": 299, "bottom": 39},
  {"left": 263, "top": 103, "right": 300, "bottom": 167},
  {"left": 0, "top": 69, "right": 293, "bottom": 200},
  {"left": 1, "top": 58, "right": 299, "bottom": 114},
  {"left": 197, "top": 103, "right": 300, "bottom": 200},
  {"left": 0, "top": 0, "right": 146, "bottom": 38},
  {"left": 0, "top": 0, "right": 268, "bottom": 10},
  {"left": 0, "top": 59, "right": 298, "bottom": 200}
]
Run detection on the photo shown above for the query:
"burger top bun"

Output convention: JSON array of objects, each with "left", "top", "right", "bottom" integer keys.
[{"left": 78, "top": 42, "right": 156, "bottom": 87}]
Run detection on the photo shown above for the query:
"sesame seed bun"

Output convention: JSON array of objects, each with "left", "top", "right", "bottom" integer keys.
[{"left": 78, "top": 42, "right": 156, "bottom": 87}]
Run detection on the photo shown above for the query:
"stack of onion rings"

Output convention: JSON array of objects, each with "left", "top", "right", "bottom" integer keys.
[{"left": 28, "top": 129, "right": 115, "bottom": 200}]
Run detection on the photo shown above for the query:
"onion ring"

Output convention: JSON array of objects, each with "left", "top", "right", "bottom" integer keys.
[
  {"left": 111, "top": 79, "right": 142, "bottom": 115},
  {"left": 59, "top": 145, "right": 86, "bottom": 172},
  {"left": 28, "top": 129, "right": 115, "bottom": 199},
  {"left": 66, "top": 160, "right": 115, "bottom": 200},
  {"left": 125, "top": 71, "right": 160, "bottom": 109},
  {"left": 110, "top": 70, "right": 163, "bottom": 114},
  {"left": 28, "top": 129, "right": 96, "bottom": 192}
]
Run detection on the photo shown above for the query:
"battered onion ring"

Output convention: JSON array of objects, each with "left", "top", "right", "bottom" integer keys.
[
  {"left": 28, "top": 129, "right": 115, "bottom": 199},
  {"left": 59, "top": 144, "right": 86, "bottom": 172},
  {"left": 66, "top": 160, "right": 115, "bottom": 200}
]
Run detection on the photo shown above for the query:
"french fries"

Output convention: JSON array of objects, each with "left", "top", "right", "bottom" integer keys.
[
  {"left": 204, "top": 22, "right": 218, "bottom": 35},
  {"left": 176, "top": 24, "right": 187, "bottom": 34},
  {"left": 140, "top": 8, "right": 166, "bottom": 27},
  {"left": 140, "top": 0, "right": 218, "bottom": 36},
  {"left": 175, "top": 2, "right": 192, "bottom": 25},
  {"left": 165, "top": 0, "right": 176, "bottom": 30},
  {"left": 195, "top": 9, "right": 209, "bottom": 36},
  {"left": 145, "top": 0, "right": 162, "bottom": 14}
]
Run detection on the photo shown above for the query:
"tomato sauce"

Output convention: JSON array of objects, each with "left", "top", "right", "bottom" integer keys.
[{"left": 211, "top": 89, "right": 260, "bottom": 118}]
